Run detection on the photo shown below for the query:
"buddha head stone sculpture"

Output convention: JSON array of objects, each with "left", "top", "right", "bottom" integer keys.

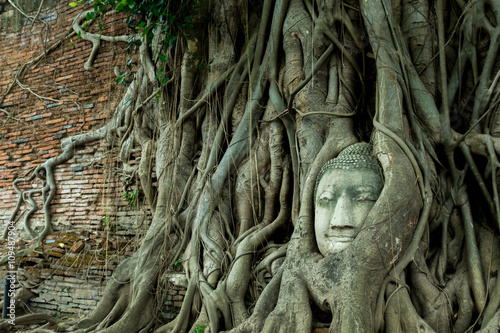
[{"left": 314, "top": 143, "right": 383, "bottom": 256}]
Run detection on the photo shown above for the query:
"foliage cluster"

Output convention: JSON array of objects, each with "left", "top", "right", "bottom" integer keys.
[{"left": 70, "top": 0, "right": 203, "bottom": 86}]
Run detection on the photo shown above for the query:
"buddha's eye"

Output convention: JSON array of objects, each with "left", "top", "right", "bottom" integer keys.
[
  {"left": 353, "top": 192, "right": 378, "bottom": 202},
  {"left": 318, "top": 191, "right": 334, "bottom": 204}
]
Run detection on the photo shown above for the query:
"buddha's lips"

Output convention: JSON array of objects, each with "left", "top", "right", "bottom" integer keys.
[{"left": 323, "top": 234, "right": 355, "bottom": 241}]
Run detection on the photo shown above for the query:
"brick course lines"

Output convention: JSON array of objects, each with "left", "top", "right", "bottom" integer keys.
[{"left": 0, "top": 1, "right": 161, "bottom": 319}]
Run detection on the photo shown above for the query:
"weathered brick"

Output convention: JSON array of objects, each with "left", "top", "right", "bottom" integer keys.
[
  {"left": 72, "top": 299, "right": 97, "bottom": 306},
  {"left": 70, "top": 241, "right": 85, "bottom": 253},
  {"left": 12, "top": 138, "right": 29, "bottom": 144},
  {"left": 46, "top": 103, "right": 59, "bottom": 108}
]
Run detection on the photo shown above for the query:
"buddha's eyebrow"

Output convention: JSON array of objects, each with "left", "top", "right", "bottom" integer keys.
[
  {"left": 351, "top": 185, "right": 376, "bottom": 192},
  {"left": 318, "top": 190, "right": 334, "bottom": 196}
]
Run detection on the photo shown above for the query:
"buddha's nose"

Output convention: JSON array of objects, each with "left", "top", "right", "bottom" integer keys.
[{"left": 330, "top": 193, "right": 355, "bottom": 229}]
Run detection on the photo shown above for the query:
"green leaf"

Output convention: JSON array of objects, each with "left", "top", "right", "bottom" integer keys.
[
  {"left": 116, "top": 77, "right": 125, "bottom": 84},
  {"left": 195, "top": 326, "right": 207, "bottom": 333},
  {"left": 161, "top": 77, "right": 169, "bottom": 84},
  {"left": 98, "top": 21, "right": 103, "bottom": 31},
  {"left": 69, "top": 39, "right": 73, "bottom": 46},
  {"left": 77, "top": 31, "right": 81, "bottom": 38},
  {"left": 109, "top": 0, "right": 115, "bottom": 6},
  {"left": 137, "top": 21, "right": 146, "bottom": 28},
  {"left": 69, "top": 2, "right": 78, "bottom": 7},
  {"left": 116, "top": 3, "right": 124, "bottom": 11},
  {"left": 174, "top": 259, "right": 180, "bottom": 266},
  {"left": 152, "top": 6, "right": 160, "bottom": 17},
  {"left": 167, "top": 35, "right": 177, "bottom": 49},
  {"left": 158, "top": 54, "right": 167, "bottom": 62},
  {"left": 142, "top": 26, "right": 151, "bottom": 37},
  {"left": 86, "top": 12, "right": 96, "bottom": 21}
]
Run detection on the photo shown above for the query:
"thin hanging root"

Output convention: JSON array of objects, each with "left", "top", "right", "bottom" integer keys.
[
  {"left": 0, "top": 34, "right": 77, "bottom": 109},
  {"left": 485, "top": 138, "right": 500, "bottom": 231},
  {"left": 435, "top": 199, "right": 453, "bottom": 286},
  {"left": 226, "top": 162, "right": 291, "bottom": 326},
  {"left": 164, "top": 274, "right": 197, "bottom": 333},
  {"left": 455, "top": 182, "right": 487, "bottom": 313},
  {"left": 445, "top": 264, "right": 474, "bottom": 333},
  {"left": 261, "top": 122, "right": 286, "bottom": 225},
  {"left": 460, "top": 142, "right": 497, "bottom": 219},
  {"left": 384, "top": 278, "right": 435, "bottom": 333},
  {"left": 481, "top": 138, "right": 500, "bottom": 327},
  {"left": 471, "top": 28, "right": 500, "bottom": 124},
  {"left": 72, "top": 10, "right": 133, "bottom": 70},
  {"left": 175, "top": 61, "right": 238, "bottom": 127},
  {"left": 227, "top": 269, "right": 284, "bottom": 333},
  {"left": 255, "top": 244, "right": 287, "bottom": 287},
  {"left": 483, "top": 264, "right": 500, "bottom": 328},
  {"left": 284, "top": 44, "right": 334, "bottom": 116}
]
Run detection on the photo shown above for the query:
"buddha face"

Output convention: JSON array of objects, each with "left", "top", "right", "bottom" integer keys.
[{"left": 314, "top": 167, "right": 383, "bottom": 256}]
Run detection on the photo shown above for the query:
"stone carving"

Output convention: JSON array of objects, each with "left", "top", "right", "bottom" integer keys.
[{"left": 314, "top": 143, "right": 383, "bottom": 256}]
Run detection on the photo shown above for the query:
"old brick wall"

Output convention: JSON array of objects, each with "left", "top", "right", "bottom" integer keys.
[
  {"left": 0, "top": 0, "right": 143, "bottom": 234},
  {"left": 0, "top": 0, "right": 184, "bottom": 319}
]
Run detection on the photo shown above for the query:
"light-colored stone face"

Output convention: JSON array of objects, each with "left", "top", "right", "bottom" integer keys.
[{"left": 314, "top": 168, "right": 383, "bottom": 256}]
